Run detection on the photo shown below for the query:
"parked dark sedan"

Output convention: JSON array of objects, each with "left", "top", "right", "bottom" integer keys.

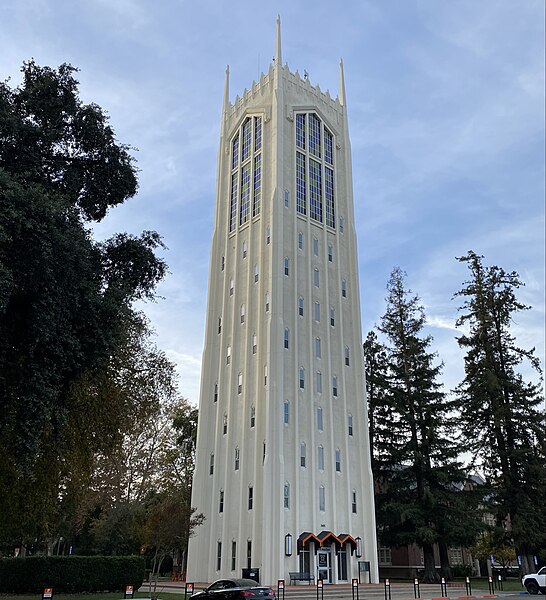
[{"left": 192, "top": 579, "right": 276, "bottom": 600}]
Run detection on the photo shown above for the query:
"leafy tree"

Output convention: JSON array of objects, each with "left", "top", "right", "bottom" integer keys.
[
  {"left": 371, "top": 268, "right": 482, "bottom": 582},
  {"left": 0, "top": 61, "right": 167, "bottom": 547},
  {"left": 455, "top": 251, "right": 546, "bottom": 574}
]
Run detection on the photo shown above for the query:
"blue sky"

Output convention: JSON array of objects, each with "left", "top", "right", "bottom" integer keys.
[{"left": 1, "top": 0, "right": 544, "bottom": 405}]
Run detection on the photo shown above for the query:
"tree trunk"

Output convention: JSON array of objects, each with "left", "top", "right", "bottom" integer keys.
[
  {"left": 439, "top": 542, "right": 453, "bottom": 581},
  {"left": 421, "top": 543, "right": 439, "bottom": 583}
]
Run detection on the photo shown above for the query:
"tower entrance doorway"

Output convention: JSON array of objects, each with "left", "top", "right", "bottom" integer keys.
[{"left": 317, "top": 548, "right": 332, "bottom": 583}]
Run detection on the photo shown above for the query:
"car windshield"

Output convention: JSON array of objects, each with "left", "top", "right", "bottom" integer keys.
[{"left": 233, "top": 579, "right": 260, "bottom": 587}]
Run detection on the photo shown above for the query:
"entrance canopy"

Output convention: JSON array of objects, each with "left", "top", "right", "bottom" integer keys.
[{"left": 297, "top": 531, "right": 359, "bottom": 554}]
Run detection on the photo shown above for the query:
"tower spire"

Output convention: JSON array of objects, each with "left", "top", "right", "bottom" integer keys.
[
  {"left": 339, "top": 57, "right": 346, "bottom": 106},
  {"left": 275, "top": 15, "right": 282, "bottom": 67},
  {"left": 223, "top": 65, "right": 230, "bottom": 114}
]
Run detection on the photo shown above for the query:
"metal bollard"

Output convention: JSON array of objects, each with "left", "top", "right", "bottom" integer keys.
[
  {"left": 352, "top": 578, "right": 359, "bottom": 600},
  {"left": 414, "top": 577, "right": 421, "bottom": 599},
  {"left": 277, "top": 579, "right": 285, "bottom": 600},
  {"left": 497, "top": 575, "right": 503, "bottom": 591},
  {"left": 488, "top": 576, "right": 494, "bottom": 595},
  {"left": 465, "top": 576, "right": 472, "bottom": 596},
  {"left": 384, "top": 578, "right": 392, "bottom": 600},
  {"left": 317, "top": 578, "right": 324, "bottom": 600},
  {"left": 440, "top": 577, "right": 448, "bottom": 598}
]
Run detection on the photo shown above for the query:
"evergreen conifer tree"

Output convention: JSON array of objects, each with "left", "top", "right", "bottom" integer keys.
[
  {"left": 454, "top": 251, "right": 546, "bottom": 574},
  {"left": 371, "top": 268, "right": 482, "bottom": 582}
]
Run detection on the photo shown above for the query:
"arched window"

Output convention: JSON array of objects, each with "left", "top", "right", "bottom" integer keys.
[
  {"left": 315, "top": 337, "right": 321, "bottom": 358},
  {"left": 332, "top": 375, "right": 338, "bottom": 397},
  {"left": 265, "top": 292, "right": 270, "bottom": 313},
  {"left": 300, "top": 442, "right": 306, "bottom": 467},
  {"left": 284, "top": 257, "right": 290, "bottom": 276},
  {"left": 254, "top": 264, "right": 259, "bottom": 283},
  {"left": 342, "top": 279, "right": 347, "bottom": 298},
  {"left": 315, "top": 371, "right": 322, "bottom": 394},
  {"left": 250, "top": 405, "right": 255, "bottom": 428},
  {"left": 335, "top": 448, "right": 341, "bottom": 472},
  {"left": 229, "top": 278, "right": 234, "bottom": 296},
  {"left": 226, "top": 345, "right": 231, "bottom": 364},
  {"left": 235, "top": 447, "right": 240, "bottom": 470},
  {"left": 242, "top": 240, "right": 247, "bottom": 258},
  {"left": 209, "top": 453, "right": 214, "bottom": 475},
  {"left": 318, "top": 445, "right": 324, "bottom": 470},
  {"left": 283, "top": 400, "right": 290, "bottom": 424},
  {"left": 348, "top": 414, "right": 354, "bottom": 436},
  {"left": 298, "top": 296, "right": 304, "bottom": 316},
  {"left": 317, "top": 407, "right": 323, "bottom": 431},
  {"left": 219, "top": 489, "right": 224, "bottom": 513},
  {"left": 345, "top": 346, "right": 350, "bottom": 366},
  {"left": 214, "top": 382, "right": 218, "bottom": 403},
  {"left": 299, "top": 367, "right": 305, "bottom": 389},
  {"left": 319, "top": 485, "right": 325, "bottom": 511},
  {"left": 284, "top": 328, "right": 290, "bottom": 349},
  {"left": 283, "top": 482, "right": 290, "bottom": 508},
  {"left": 218, "top": 317, "right": 222, "bottom": 334},
  {"left": 240, "top": 304, "right": 245, "bottom": 324},
  {"left": 252, "top": 334, "right": 257, "bottom": 355},
  {"left": 238, "top": 372, "right": 243, "bottom": 394},
  {"left": 223, "top": 413, "right": 228, "bottom": 435},
  {"left": 298, "top": 231, "right": 304, "bottom": 250}
]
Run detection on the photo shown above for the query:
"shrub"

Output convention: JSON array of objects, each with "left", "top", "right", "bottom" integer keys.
[
  {"left": 452, "top": 564, "right": 474, "bottom": 578},
  {"left": 0, "top": 555, "right": 145, "bottom": 594}
]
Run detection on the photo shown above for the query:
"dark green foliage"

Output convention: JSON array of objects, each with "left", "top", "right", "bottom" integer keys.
[
  {"left": 0, "top": 555, "right": 144, "bottom": 593},
  {"left": 0, "top": 61, "right": 167, "bottom": 546},
  {"left": 368, "top": 268, "right": 483, "bottom": 582},
  {"left": 455, "top": 251, "right": 546, "bottom": 574}
]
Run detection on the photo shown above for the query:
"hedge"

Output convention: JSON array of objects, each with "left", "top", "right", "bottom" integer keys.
[{"left": 0, "top": 555, "right": 145, "bottom": 594}]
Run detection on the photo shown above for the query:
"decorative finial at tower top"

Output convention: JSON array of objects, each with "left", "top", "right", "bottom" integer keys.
[
  {"left": 275, "top": 15, "right": 282, "bottom": 67},
  {"left": 339, "top": 58, "right": 346, "bottom": 107},
  {"left": 223, "top": 65, "right": 230, "bottom": 114}
]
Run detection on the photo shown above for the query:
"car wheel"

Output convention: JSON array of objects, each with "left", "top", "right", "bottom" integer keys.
[{"left": 526, "top": 581, "right": 539, "bottom": 595}]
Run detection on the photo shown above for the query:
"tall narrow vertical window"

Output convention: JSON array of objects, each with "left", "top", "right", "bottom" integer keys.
[
  {"left": 254, "top": 264, "right": 259, "bottom": 283},
  {"left": 324, "top": 128, "right": 333, "bottom": 165},
  {"left": 352, "top": 490, "right": 357, "bottom": 513},
  {"left": 332, "top": 375, "right": 338, "bottom": 397},
  {"left": 309, "top": 113, "right": 321, "bottom": 158},
  {"left": 300, "top": 442, "right": 306, "bottom": 467},
  {"left": 284, "top": 400, "right": 290, "bottom": 424},
  {"left": 217, "top": 541, "right": 222, "bottom": 571},
  {"left": 348, "top": 414, "right": 354, "bottom": 436},
  {"left": 240, "top": 163, "right": 251, "bottom": 225},
  {"left": 317, "top": 407, "right": 323, "bottom": 431},
  {"left": 298, "top": 231, "right": 304, "bottom": 250},
  {"left": 313, "top": 238, "right": 319, "bottom": 256},
  {"left": 242, "top": 240, "right": 247, "bottom": 258},
  {"left": 264, "top": 364, "right": 268, "bottom": 386},
  {"left": 240, "top": 304, "right": 245, "bottom": 324},
  {"left": 342, "top": 279, "right": 347, "bottom": 298},
  {"left": 330, "top": 307, "right": 336, "bottom": 327},
  {"left": 314, "top": 268, "right": 319, "bottom": 287},
  {"left": 250, "top": 405, "right": 255, "bottom": 428},
  {"left": 238, "top": 372, "right": 243, "bottom": 394},
  {"left": 309, "top": 159, "right": 323, "bottom": 223},
  {"left": 315, "top": 371, "right": 322, "bottom": 394},
  {"left": 231, "top": 540, "right": 237, "bottom": 571},
  {"left": 265, "top": 292, "right": 270, "bottom": 312},
  {"left": 315, "top": 337, "right": 321, "bottom": 358},
  {"left": 226, "top": 345, "right": 231, "bottom": 364},
  {"left": 335, "top": 448, "right": 341, "bottom": 472},
  {"left": 345, "top": 346, "right": 350, "bottom": 366},
  {"left": 247, "top": 541, "right": 252, "bottom": 569},
  {"left": 218, "top": 317, "right": 222, "bottom": 334},
  {"left": 223, "top": 414, "right": 228, "bottom": 435},
  {"left": 263, "top": 441, "right": 266, "bottom": 464},
  {"left": 296, "top": 113, "right": 306, "bottom": 149},
  {"left": 339, "top": 216, "right": 345, "bottom": 233},
  {"left": 214, "top": 382, "right": 218, "bottom": 403},
  {"left": 284, "top": 190, "right": 289, "bottom": 207},
  {"left": 296, "top": 152, "right": 306, "bottom": 215},
  {"left": 299, "top": 367, "right": 305, "bottom": 389},
  {"left": 325, "top": 166, "right": 335, "bottom": 228},
  {"left": 234, "top": 447, "right": 240, "bottom": 470},
  {"left": 252, "top": 334, "right": 257, "bottom": 355},
  {"left": 253, "top": 153, "right": 261, "bottom": 217},
  {"left": 219, "top": 490, "right": 224, "bottom": 513},
  {"left": 266, "top": 225, "right": 271, "bottom": 244},
  {"left": 319, "top": 485, "right": 326, "bottom": 511},
  {"left": 328, "top": 245, "right": 333, "bottom": 262},
  {"left": 248, "top": 486, "right": 253, "bottom": 510},
  {"left": 318, "top": 445, "right": 325, "bottom": 470},
  {"left": 229, "top": 278, "right": 234, "bottom": 296},
  {"left": 284, "top": 257, "right": 290, "bottom": 276},
  {"left": 210, "top": 453, "right": 214, "bottom": 475},
  {"left": 229, "top": 172, "right": 238, "bottom": 233},
  {"left": 298, "top": 296, "right": 304, "bottom": 317},
  {"left": 221, "top": 255, "right": 225, "bottom": 270},
  {"left": 241, "top": 118, "right": 251, "bottom": 162},
  {"left": 314, "top": 302, "right": 320, "bottom": 322},
  {"left": 284, "top": 482, "right": 290, "bottom": 508},
  {"left": 232, "top": 134, "right": 239, "bottom": 170},
  {"left": 254, "top": 116, "right": 262, "bottom": 150},
  {"left": 284, "top": 328, "right": 290, "bottom": 349}
]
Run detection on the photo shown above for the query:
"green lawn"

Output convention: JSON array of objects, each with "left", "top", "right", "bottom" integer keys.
[{"left": 454, "top": 578, "right": 525, "bottom": 592}]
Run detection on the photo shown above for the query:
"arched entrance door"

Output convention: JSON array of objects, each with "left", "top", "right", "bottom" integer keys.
[{"left": 317, "top": 548, "right": 332, "bottom": 583}]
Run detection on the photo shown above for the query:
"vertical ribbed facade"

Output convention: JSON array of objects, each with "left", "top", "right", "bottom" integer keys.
[{"left": 188, "top": 20, "right": 378, "bottom": 586}]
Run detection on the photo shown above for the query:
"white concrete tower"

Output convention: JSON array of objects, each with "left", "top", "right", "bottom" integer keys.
[{"left": 188, "top": 18, "right": 378, "bottom": 586}]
